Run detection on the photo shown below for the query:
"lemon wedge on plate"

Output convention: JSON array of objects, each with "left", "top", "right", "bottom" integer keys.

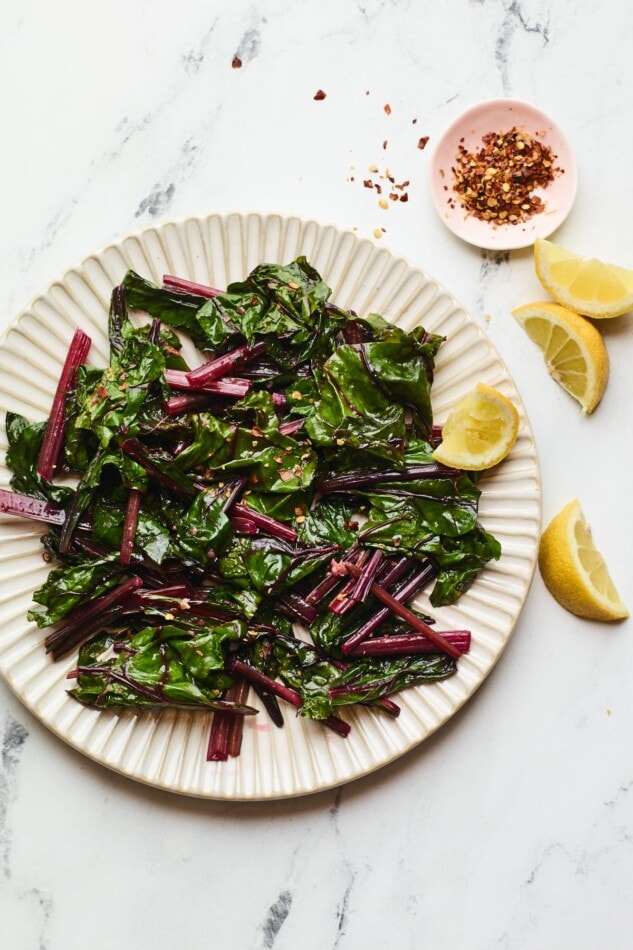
[
  {"left": 539, "top": 499, "right": 628, "bottom": 621},
  {"left": 431, "top": 383, "right": 519, "bottom": 471},
  {"left": 534, "top": 238, "right": 633, "bottom": 318},
  {"left": 512, "top": 301, "right": 609, "bottom": 414}
]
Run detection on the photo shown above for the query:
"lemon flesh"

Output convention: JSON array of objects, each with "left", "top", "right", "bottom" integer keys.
[
  {"left": 534, "top": 238, "right": 633, "bottom": 318},
  {"left": 539, "top": 499, "right": 628, "bottom": 621},
  {"left": 432, "top": 383, "right": 519, "bottom": 471},
  {"left": 512, "top": 301, "right": 609, "bottom": 414}
]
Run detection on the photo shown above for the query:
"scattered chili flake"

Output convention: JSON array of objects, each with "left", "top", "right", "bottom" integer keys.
[
  {"left": 399, "top": 193, "right": 409, "bottom": 203},
  {"left": 363, "top": 179, "right": 374, "bottom": 189},
  {"left": 412, "top": 118, "right": 418, "bottom": 125},
  {"left": 313, "top": 89, "right": 327, "bottom": 101},
  {"left": 417, "top": 136, "right": 430, "bottom": 150},
  {"left": 384, "top": 103, "right": 392, "bottom": 115},
  {"left": 451, "top": 126, "right": 562, "bottom": 226},
  {"left": 389, "top": 192, "right": 399, "bottom": 201},
  {"left": 278, "top": 470, "right": 295, "bottom": 482},
  {"left": 232, "top": 55, "right": 242, "bottom": 69},
  {"left": 382, "top": 140, "right": 388, "bottom": 150}
]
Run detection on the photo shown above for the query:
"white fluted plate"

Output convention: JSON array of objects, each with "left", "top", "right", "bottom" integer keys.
[{"left": 0, "top": 212, "right": 540, "bottom": 799}]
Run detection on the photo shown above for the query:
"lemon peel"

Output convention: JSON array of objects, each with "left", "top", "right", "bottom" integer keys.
[
  {"left": 539, "top": 499, "right": 628, "bottom": 621},
  {"left": 534, "top": 238, "right": 633, "bottom": 319},
  {"left": 512, "top": 301, "right": 609, "bottom": 414},
  {"left": 431, "top": 383, "right": 519, "bottom": 471}
]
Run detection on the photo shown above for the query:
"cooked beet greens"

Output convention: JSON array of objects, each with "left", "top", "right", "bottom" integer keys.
[{"left": 0, "top": 258, "right": 501, "bottom": 760}]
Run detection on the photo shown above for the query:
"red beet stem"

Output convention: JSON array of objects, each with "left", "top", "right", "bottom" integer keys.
[
  {"left": 350, "top": 548, "right": 385, "bottom": 603},
  {"left": 120, "top": 488, "right": 142, "bottom": 564},
  {"left": 164, "top": 369, "right": 251, "bottom": 397},
  {"left": 230, "top": 515, "right": 259, "bottom": 536},
  {"left": 276, "top": 592, "right": 318, "bottom": 626},
  {"left": 45, "top": 576, "right": 143, "bottom": 658},
  {"left": 206, "top": 705, "right": 231, "bottom": 761},
  {"left": 318, "top": 462, "right": 458, "bottom": 494},
  {"left": 187, "top": 342, "right": 267, "bottom": 385},
  {"left": 304, "top": 545, "right": 362, "bottom": 605},
  {"left": 228, "top": 661, "right": 350, "bottom": 738},
  {"left": 278, "top": 418, "right": 304, "bottom": 437},
  {"left": 349, "top": 631, "right": 471, "bottom": 657},
  {"left": 229, "top": 659, "right": 303, "bottom": 708},
  {"left": 321, "top": 715, "right": 351, "bottom": 738},
  {"left": 231, "top": 502, "right": 298, "bottom": 542},
  {"left": 120, "top": 439, "right": 197, "bottom": 498},
  {"left": 328, "top": 550, "right": 371, "bottom": 614},
  {"left": 164, "top": 393, "right": 222, "bottom": 416},
  {"left": 372, "top": 697, "right": 401, "bottom": 717},
  {"left": 163, "top": 274, "right": 223, "bottom": 298},
  {"left": 226, "top": 678, "right": 251, "bottom": 757},
  {"left": 341, "top": 564, "right": 462, "bottom": 660},
  {"left": 341, "top": 560, "right": 436, "bottom": 655},
  {"left": 36, "top": 328, "right": 92, "bottom": 481},
  {"left": 0, "top": 489, "right": 65, "bottom": 525},
  {"left": 206, "top": 678, "right": 252, "bottom": 761}
]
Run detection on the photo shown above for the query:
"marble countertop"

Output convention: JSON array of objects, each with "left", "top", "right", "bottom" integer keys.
[{"left": 2, "top": 2, "right": 632, "bottom": 948}]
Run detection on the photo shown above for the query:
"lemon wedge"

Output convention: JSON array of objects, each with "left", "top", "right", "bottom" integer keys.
[
  {"left": 534, "top": 238, "right": 633, "bottom": 318},
  {"left": 539, "top": 499, "right": 628, "bottom": 621},
  {"left": 431, "top": 383, "right": 519, "bottom": 471},
  {"left": 512, "top": 301, "right": 609, "bottom": 414}
]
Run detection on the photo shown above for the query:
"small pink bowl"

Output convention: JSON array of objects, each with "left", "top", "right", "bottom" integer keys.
[{"left": 430, "top": 99, "right": 577, "bottom": 251}]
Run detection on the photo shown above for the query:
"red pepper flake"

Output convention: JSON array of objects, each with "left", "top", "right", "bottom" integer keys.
[
  {"left": 389, "top": 192, "right": 399, "bottom": 201},
  {"left": 451, "top": 126, "right": 562, "bottom": 225},
  {"left": 399, "top": 193, "right": 409, "bottom": 202},
  {"left": 363, "top": 179, "right": 374, "bottom": 189},
  {"left": 382, "top": 140, "right": 388, "bottom": 150},
  {"left": 384, "top": 103, "right": 392, "bottom": 115},
  {"left": 251, "top": 426, "right": 264, "bottom": 437},
  {"left": 232, "top": 55, "right": 242, "bottom": 69},
  {"left": 278, "top": 470, "right": 295, "bottom": 482},
  {"left": 417, "top": 136, "right": 430, "bottom": 150},
  {"left": 313, "top": 89, "right": 327, "bottom": 101}
]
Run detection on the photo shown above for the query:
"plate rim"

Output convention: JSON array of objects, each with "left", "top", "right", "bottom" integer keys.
[{"left": 0, "top": 209, "right": 542, "bottom": 800}]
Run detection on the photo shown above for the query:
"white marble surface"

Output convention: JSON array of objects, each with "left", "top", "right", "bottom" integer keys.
[{"left": 1, "top": 2, "right": 633, "bottom": 947}]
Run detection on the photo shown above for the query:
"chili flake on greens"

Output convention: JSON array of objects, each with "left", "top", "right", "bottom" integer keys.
[{"left": 1, "top": 258, "right": 501, "bottom": 762}]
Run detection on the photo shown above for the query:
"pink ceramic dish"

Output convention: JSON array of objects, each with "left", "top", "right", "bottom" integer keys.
[{"left": 430, "top": 99, "right": 578, "bottom": 251}]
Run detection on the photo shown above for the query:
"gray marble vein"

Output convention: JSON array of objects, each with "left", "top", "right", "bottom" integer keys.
[
  {"left": 494, "top": 0, "right": 551, "bottom": 93},
  {"left": 257, "top": 889, "right": 293, "bottom": 949},
  {"left": 0, "top": 713, "right": 29, "bottom": 879}
]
